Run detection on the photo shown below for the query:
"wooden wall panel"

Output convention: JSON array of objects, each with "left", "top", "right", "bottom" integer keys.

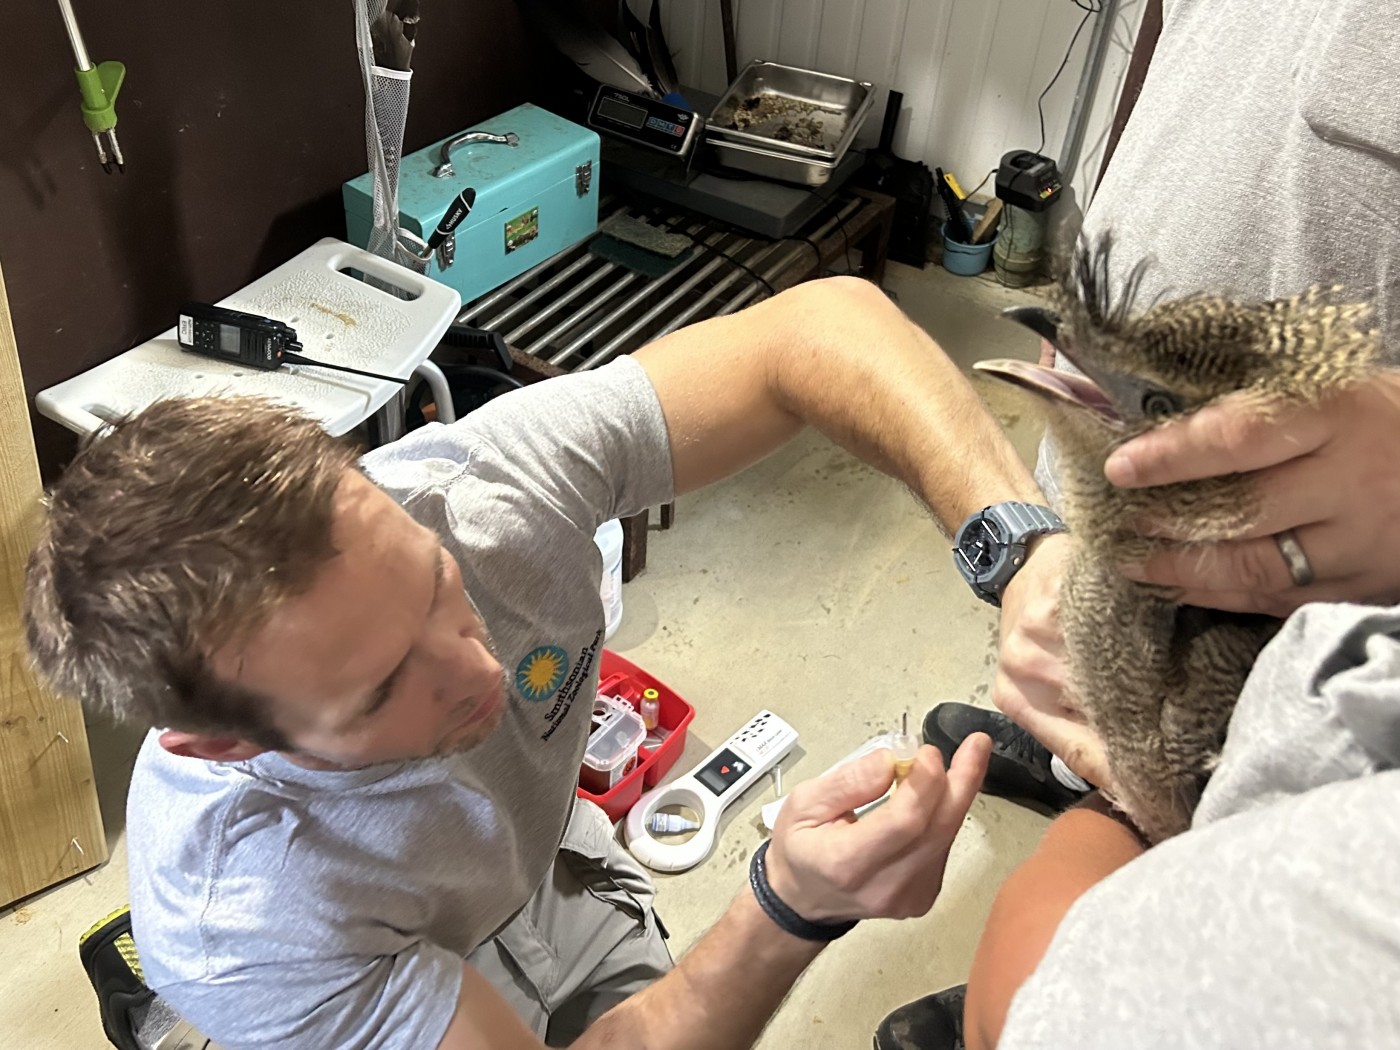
[
  {"left": 6, "top": 0, "right": 543, "bottom": 478},
  {"left": 0, "top": 252, "right": 107, "bottom": 906}
]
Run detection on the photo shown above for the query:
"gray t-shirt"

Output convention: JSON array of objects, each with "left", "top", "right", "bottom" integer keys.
[
  {"left": 1009, "top": 1, "right": 1400, "bottom": 1043},
  {"left": 1001, "top": 603, "right": 1400, "bottom": 1047},
  {"left": 1037, "top": 0, "right": 1400, "bottom": 506},
  {"left": 126, "top": 358, "right": 674, "bottom": 1050}
]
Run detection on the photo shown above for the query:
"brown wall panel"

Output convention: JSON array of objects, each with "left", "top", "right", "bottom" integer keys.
[{"left": 2, "top": 1, "right": 550, "bottom": 476}]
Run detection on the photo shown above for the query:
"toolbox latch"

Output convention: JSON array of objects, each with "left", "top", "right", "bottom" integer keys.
[
  {"left": 575, "top": 160, "right": 594, "bottom": 197},
  {"left": 436, "top": 233, "right": 456, "bottom": 271}
]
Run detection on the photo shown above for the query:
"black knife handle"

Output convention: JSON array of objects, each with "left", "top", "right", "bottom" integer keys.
[{"left": 427, "top": 188, "right": 477, "bottom": 250}]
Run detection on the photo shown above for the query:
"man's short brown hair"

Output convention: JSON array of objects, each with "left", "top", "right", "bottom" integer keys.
[{"left": 24, "top": 396, "right": 362, "bottom": 748}]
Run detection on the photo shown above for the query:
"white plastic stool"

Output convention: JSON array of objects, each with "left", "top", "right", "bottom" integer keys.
[{"left": 35, "top": 239, "right": 461, "bottom": 438}]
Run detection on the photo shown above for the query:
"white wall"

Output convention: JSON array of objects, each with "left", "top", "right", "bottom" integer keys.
[{"left": 648, "top": 0, "right": 1147, "bottom": 207}]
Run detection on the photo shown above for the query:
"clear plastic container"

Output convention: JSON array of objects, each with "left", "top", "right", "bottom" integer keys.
[
  {"left": 576, "top": 651, "right": 698, "bottom": 822},
  {"left": 593, "top": 520, "right": 624, "bottom": 640},
  {"left": 580, "top": 696, "right": 646, "bottom": 795}
]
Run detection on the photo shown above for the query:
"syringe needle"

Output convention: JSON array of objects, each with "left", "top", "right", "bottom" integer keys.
[{"left": 892, "top": 711, "right": 917, "bottom": 784}]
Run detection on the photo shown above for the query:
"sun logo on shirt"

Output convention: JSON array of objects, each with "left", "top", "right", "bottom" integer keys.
[{"left": 516, "top": 645, "right": 570, "bottom": 701}]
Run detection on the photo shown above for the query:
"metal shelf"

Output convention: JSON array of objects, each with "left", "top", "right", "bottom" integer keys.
[{"left": 457, "top": 189, "right": 893, "bottom": 373}]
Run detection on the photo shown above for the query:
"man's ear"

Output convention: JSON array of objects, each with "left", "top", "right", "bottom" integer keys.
[{"left": 158, "top": 729, "right": 268, "bottom": 763}]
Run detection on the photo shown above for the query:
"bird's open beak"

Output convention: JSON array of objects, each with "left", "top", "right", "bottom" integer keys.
[
  {"left": 973, "top": 359, "right": 1123, "bottom": 424},
  {"left": 977, "top": 305, "right": 1125, "bottom": 425},
  {"left": 1001, "top": 305, "right": 1062, "bottom": 346}
]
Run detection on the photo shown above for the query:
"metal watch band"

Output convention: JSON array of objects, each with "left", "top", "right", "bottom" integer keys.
[
  {"left": 995, "top": 501, "right": 1066, "bottom": 537},
  {"left": 955, "top": 501, "right": 1067, "bottom": 607}
]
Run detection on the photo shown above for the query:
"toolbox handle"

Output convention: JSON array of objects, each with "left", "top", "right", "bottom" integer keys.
[{"left": 433, "top": 130, "right": 520, "bottom": 179}]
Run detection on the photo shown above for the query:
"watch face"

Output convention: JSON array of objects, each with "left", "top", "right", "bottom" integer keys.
[{"left": 960, "top": 517, "right": 1006, "bottom": 575}]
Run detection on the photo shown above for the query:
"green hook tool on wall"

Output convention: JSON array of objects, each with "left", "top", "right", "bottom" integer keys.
[{"left": 57, "top": 0, "right": 125, "bottom": 173}]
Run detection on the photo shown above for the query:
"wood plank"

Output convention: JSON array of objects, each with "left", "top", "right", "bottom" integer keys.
[{"left": 0, "top": 252, "right": 108, "bottom": 907}]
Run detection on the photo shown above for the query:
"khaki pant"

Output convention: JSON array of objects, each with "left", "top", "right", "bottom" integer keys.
[{"left": 468, "top": 799, "right": 675, "bottom": 1046}]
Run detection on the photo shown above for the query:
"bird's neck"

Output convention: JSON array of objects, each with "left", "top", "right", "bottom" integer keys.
[{"left": 1050, "top": 418, "right": 1139, "bottom": 553}]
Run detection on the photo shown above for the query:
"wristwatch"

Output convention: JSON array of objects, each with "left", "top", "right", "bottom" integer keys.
[{"left": 953, "top": 502, "right": 1067, "bottom": 607}]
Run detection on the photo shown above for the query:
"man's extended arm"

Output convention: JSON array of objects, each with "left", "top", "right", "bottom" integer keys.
[
  {"left": 636, "top": 276, "right": 1107, "bottom": 780},
  {"left": 632, "top": 276, "right": 1042, "bottom": 532}
]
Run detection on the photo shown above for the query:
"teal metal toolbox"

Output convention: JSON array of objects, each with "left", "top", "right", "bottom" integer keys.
[{"left": 344, "top": 104, "right": 600, "bottom": 305}]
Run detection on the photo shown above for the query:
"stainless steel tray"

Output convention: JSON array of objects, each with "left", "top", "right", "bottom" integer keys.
[
  {"left": 706, "top": 137, "right": 842, "bottom": 187},
  {"left": 706, "top": 60, "right": 875, "bottom": 162}
]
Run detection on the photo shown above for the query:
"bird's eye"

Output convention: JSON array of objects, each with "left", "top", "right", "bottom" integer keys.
[{"left": 1141, "top": 391, "right": 1179, "bottom": 419}]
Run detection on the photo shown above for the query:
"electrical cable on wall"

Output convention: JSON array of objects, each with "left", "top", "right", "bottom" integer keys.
[
  {"left": 1037, "top": 0, "right": 1104, "bottom": 155},
  {"left": 966, "top": 168, "right": 998, "bottom": 199},
  {"left": 953, "top": 0, "right": 1100, "bottom": 205}
]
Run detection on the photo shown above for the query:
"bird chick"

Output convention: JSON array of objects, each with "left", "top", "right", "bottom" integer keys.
[{"left": 976, "top": 237, "right": 1380, "bottom": 842}]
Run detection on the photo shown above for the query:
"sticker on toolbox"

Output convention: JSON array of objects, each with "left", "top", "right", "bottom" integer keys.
[{"left": 505, "top": 207, "right": 539, "bottom": 254}]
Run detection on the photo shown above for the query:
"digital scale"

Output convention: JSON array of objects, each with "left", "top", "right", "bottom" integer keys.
[
  {"left": 588, "top": 86, "right": 703, "bottom": 159},
  {"left": 591, "top": 86, "right": 866, "bottom": 240},
  {"left": 624, "top": 710, "right": 799, "bottom": 873}
]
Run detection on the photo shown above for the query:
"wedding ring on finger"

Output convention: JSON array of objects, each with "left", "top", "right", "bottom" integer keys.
[{"left": 1274, "top": 528, "right": 1315, "bottom": 588}]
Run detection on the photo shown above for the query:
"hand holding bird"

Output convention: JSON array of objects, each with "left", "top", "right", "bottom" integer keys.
[
  {"left": 992, "top": 534, "right": 1114, "bottom": 788},
  {"left": 1110, "top": 370, "right": 1400, "bottom": 615},
  {"left": 976, "top": 236, "right": 1381, "bottom": 841}
]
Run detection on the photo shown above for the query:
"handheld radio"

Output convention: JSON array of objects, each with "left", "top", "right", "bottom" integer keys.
[
  {"left": 175, "top": 186, "right": 477, "bottom": 385},
  {"left": 178, "top": 303, "right": 301, "bottom": 371},
  {"left": 177, "top": 304, "right": 407, "bottom": 385}
]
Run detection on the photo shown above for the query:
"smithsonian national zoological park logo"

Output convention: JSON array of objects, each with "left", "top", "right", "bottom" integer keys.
[
  {"left": 516, "top": 646, "right": 569, "bottom": 701},
  {"left": 518, "top": 631, "right": 604, "bottom": 742}
]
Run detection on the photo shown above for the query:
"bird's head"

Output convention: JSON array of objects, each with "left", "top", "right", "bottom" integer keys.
[{"left": 975, "top": 236, "right": 1379, "bottom": 442}]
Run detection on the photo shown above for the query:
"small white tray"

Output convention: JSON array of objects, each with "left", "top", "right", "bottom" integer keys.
[{"left": 35, "top": 239, "right": 461, "bottom": 437}]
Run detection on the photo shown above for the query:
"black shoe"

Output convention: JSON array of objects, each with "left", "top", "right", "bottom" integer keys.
[
  {"left": 874, "top": 983, "right": 967, "bottom": 1050},
  {"left": 78, "top": 906, "right": 154, "bottom": 1050},
  {"left": 923, "top": 703, "right": 1089, "bottom": 813}
]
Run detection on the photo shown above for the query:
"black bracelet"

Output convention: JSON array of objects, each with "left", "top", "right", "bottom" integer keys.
[{"left": 748, "top": 841, "right": 860, "bottom": 943}]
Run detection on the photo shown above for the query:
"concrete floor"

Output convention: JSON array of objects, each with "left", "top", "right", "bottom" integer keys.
[{"left": 0, "top": 260, "right": 1051, "bottom": 1049}]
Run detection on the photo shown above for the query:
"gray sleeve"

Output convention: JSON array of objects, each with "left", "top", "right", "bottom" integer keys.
[
  {"left": 999, "top": 601, "right": 1400, "bottom": 1050},
  {"left": 999, "top": 774, "right": 1400, "bottom": 1050},
  {"left": 1193, "top": 602, "right": 1400, "bottom": 824},
  {"left": 363, "top": 355, "right": 674, "bottom": 532}
]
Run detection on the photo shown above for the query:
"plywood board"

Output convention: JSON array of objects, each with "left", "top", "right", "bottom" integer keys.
[{"left": 0, "top": 252, "right": 107, "bottom": 907}]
